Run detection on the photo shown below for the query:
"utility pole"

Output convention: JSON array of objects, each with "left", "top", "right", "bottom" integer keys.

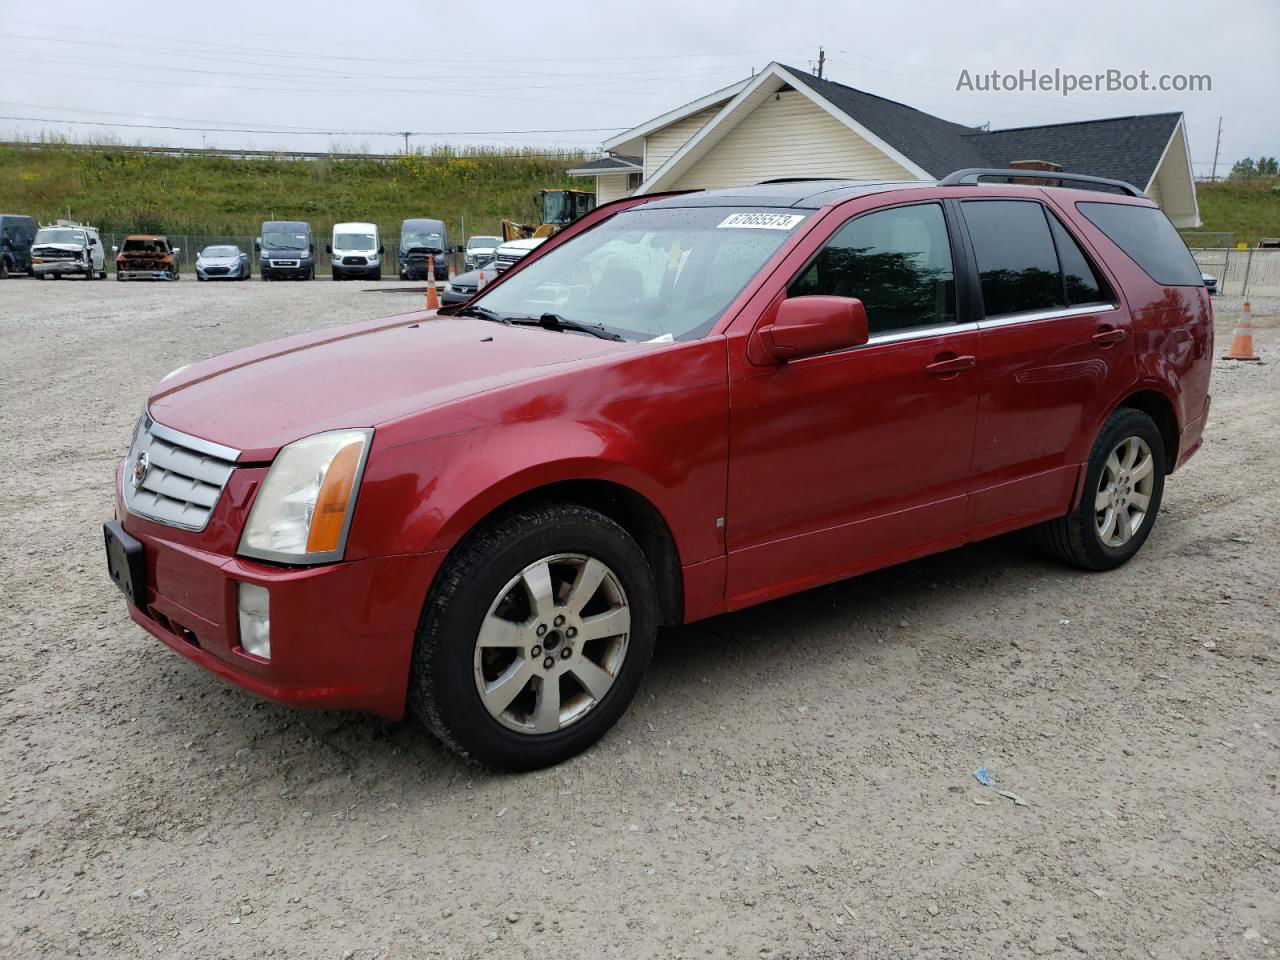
[
  {"left": 816, "top": 46, "right": 825, "bottom": 79},
  {"left": 1210, "top": 117, "right": 1222, "bottom": 181},
  {"left": 401, "top": 131, "right": 411, "bottom": 154}
]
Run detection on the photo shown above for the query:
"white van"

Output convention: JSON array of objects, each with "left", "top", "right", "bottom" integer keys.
[
  {"left": 32, "top": 222, "right": 107, "bottom": 279},
  {"left": 327, "top": 222, "right": 382, "bottom": 281}
]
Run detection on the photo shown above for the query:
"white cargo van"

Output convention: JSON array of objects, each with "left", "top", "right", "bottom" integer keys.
[{"left": 328, "top": 222, "right": 382, "bottom": 280}]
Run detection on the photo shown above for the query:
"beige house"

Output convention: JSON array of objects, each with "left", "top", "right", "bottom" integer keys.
[{"left": 569, "top": 62, "right": 1200, "bottom": 227}]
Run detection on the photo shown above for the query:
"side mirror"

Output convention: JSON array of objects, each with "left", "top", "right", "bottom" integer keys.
[
  {"left": 756, "top": 296, "right": 870, "bottom": 362},
  {"left": 89, "top": 237, "right": 97, "bottom": 246},
  {"left": 111, "top": 245, "right": 119, "bottom": 253},
  {"left": 325, "top": 243, "right": 333, "bottom": 254},
  {"left": 254, "top": 239, "right": 261, "bottom": 251},
  {"left": 172, "top": 247, "right": 180, "bottom": 256},
  {"left": 378, "top": 244, "right": 385, "bottom": 255}
]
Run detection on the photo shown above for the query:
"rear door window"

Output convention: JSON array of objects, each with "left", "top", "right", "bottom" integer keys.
[
  {"left": 1075, "top": 202, "right": 1202, "bottom": 286},
  {"left": 1047, "top": 214, "right": 1111, "bottom": 306},
  {"left": 789, "top": 202, "right": 956, "bottom": 335},
  {"left": 962, "top": 200, "right": 1062, "bottom": 316}
]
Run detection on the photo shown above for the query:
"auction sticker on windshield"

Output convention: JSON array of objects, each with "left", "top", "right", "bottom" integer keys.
[{"left": 716, "top": 213, "right": 806, "bottom": 230}]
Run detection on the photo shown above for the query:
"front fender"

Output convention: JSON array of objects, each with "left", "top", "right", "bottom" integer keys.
[{"left": 345, "top": 382, "right": 730, "bottom": 571}]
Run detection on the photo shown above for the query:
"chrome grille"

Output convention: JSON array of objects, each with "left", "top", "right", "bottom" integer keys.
[{"left": 123, "top": 416, "right": 239, "bottom": 531}]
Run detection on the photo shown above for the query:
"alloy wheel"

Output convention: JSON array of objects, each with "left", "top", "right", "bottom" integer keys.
[
  {"left": 1094, "top": 436, "right": 1155, "bottom": 547},
  {"left": 473, "top": 553, "right": 630, "bottom": 735}
]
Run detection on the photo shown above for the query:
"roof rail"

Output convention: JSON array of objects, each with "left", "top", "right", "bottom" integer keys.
[{"left": 939, "top": 168, "right": 1145, "bottom": 197}]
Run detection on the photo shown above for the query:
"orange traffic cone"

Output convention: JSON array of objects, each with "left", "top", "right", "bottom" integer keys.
[
  {"left": 425, "top": 255, "right": 440, "bottom": 311},
  {"left": 1222, "top": 302, "right": 1259, "bottom": 361}
]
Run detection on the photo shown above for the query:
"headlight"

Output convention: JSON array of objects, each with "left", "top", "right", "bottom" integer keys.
[{"left": 238, "top": 429, "right": 372, "bottom": 564}]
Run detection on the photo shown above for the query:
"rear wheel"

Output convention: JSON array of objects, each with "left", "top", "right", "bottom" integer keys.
[
  {"left": 1036, "top": 408, "right": 1165, "bottom": 571},
  {"left": 410, "top": 503, "right": 657, "bottom": 770},
  {"left": 0, "top": 257, "right": 9, "bottom": 279}
]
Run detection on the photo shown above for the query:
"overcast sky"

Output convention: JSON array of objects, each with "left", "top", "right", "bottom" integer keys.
[{"left": 2, "top": 0, "right": 1276, "bottom": 175}]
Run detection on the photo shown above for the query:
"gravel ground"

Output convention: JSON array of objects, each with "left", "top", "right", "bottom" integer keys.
[{"left": 2, "top": 278, "right": 1277, "bottom": 959}]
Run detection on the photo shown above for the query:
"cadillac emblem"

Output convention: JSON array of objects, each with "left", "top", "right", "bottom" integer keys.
[{"left": 131, "top": 452, "right": 150, "bottom": 490}]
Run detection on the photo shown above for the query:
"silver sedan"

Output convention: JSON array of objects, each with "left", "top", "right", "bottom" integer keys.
[{"left": 196, "top": 245, "right": 251, "bottom": 281}]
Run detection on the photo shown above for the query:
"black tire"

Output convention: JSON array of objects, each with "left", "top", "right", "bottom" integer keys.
[
  {"left": 0, "top": 258, "right": 8, "bottom": 279},
  {"left": 410, "top": 503, "right": 658, "bottom": 770},
  {"left": 331, "top": 269, "right": 341, "bottom": 281},
  {"left": 1035, "top": 408, "right": 1166, "bottom": 571},
  {"left": 372, "top": 268, "right": 381, "bottom": 281},
  {"left": 115, "top": 273, "right": 122, "bottom": 282},
  {"left": 399, "top": 267, "right": 407, "bottom": 281}
]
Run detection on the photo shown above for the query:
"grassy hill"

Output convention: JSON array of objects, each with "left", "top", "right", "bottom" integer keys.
[
  {"left": 0, "top": 142, "right": 594, "bottom": 243},
  {"left": 5, "top": 142, "right": 1276, "bottom": 249},
  {"left": 1184, "top": 177, "right": 1280, "bottom": 246}
]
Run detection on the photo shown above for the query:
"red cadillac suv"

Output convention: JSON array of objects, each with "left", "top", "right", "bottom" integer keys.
[{"left": 105, "top": 171, "right": 1213, "bottom": 769}]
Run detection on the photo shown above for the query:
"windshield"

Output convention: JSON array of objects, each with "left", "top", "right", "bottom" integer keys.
[
  {"left": 201, "top": 245, "right": 239, "bottom": 258},
  {"left": 472, "top": 206, "right": 806, "bottom": 341},
  {"left": 468, "top": 236, "right": 500, "bottom": 249},
  {"left": 262, "top": 230, "right": 308, "bottom": 250},
  {"left": 335, "top": 232, "right": 376, "bottom": 251},
  {"left": 35, "top": 228, "right": 86, "bottom": 245},
  {"left": 122, "top": 238, "right": 164, "bottom": 252},
  {"left": 402, "top": 231, "right": 443, "bottom": 250}
]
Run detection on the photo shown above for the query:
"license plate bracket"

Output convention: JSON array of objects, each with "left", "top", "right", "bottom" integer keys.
[{"left": 104, "top": 520, "right": 147, "bottom": 609}]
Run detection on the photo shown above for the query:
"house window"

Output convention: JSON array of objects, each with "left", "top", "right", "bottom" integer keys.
[{"left": 627, "top": 172, "right": 642, "bottom": 190}]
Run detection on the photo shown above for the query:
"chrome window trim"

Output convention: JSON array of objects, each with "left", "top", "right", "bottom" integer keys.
[
  {"left": 977, "top": 302, "right": 1116, "bottom": 329},
  {"left": 147, "top": 415, "right": 242, "bottom": 462},
  {"left": 864, "top": 320, "right": 978, "bottom": 347}
]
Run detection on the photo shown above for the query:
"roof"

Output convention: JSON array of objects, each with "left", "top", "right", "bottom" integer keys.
[
  {"left": 970, "top": 113, "right": 1183, "bottom": 190},
  {"left": 780, "top": 66, "right": 991, "bottom": 177},
  {"left": 566, "top": 155, "right": 642, "bottom": 176},
  {"left": 608, "top": 63, "right": 1184, "bottom": 196}
]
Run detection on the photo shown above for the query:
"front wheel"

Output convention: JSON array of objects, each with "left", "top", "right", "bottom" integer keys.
[
  {"left": 410, "top": 503, "right": 657, "bottom": 770},
  {"left": 1036, "top": 408, "right": 1166, "bottom": 571}
]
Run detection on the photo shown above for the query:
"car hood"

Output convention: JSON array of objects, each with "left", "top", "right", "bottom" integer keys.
[{"left": 148, "top": 312, "right": 629, "bottom": 461}]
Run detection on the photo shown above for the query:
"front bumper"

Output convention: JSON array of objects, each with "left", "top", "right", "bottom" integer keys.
[
  {"left": 33, "top": 260, "right": 92, "bottom": 276},
  {"left": 197, "top": 265, "right": 248, "bottom": 279},
  {"left": 112, "top": 465, "right": 442, "bottom": 719},
  {"left": 440, "top": 286, "right": 475, "bottom": 305},
  {"left": 334, "top": 261, "right": 381, "bottom": 277},
  {"left": 261, "top": 261, "right": 312, "bottom": 278},
  {"left": 118, "top": 269, "right": 173, "bottom": 280}
]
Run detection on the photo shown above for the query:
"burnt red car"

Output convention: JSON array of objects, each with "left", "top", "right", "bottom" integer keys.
[{"left": 105, "top": 171, "right": 1212, "bottom": 769}]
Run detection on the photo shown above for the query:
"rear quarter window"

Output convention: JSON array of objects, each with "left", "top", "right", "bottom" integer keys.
[{"left": 1075, "top": 202, "right": 1202, "bottom": 286}]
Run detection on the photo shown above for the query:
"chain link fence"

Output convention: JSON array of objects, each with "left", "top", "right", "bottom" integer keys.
[{"left": 1191, "top": 247, "right": 1280, "bottom": 298}]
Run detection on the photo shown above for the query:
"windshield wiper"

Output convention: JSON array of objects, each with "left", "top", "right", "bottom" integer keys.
[
  {"left": 506, "top": 313, "right": 625, "bottom": 342},
  {"left": 455, "top": 304, "right": 510, "bottom": 324}
]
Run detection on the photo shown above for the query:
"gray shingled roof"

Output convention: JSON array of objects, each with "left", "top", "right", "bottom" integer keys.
[
  {"left": 969, "top": 114, "right": 1182, "bottom": 190},
  {"left": 779, "top": 65, "right": 1179, "bottom": 188},
  {"left": 567, "top": 154, "right": 642, "bottom": 173}
]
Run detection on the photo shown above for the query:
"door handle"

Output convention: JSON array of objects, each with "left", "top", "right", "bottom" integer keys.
[
  {"left": 1092, "top": 326, "right": 1127, "bottom": 346},
  {"left": 926, "top": 353, "right": 976, "bottom": 376}
]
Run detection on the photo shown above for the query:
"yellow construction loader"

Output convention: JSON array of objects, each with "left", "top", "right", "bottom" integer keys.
[{"left": 501, "top": 189, "right": 596, "bottom": 242}]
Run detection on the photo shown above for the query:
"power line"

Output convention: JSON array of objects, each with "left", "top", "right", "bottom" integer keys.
[
  {"left": 0, "top": 114, "right": 627, "bottom": 138},
  {"left": 0, "top": 106, "right": 627, "bottom": 137}
]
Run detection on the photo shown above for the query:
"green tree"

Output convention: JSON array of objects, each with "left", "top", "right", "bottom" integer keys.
[{"left": 1230, "top": 156, "right": 1279, "bottom": 179}]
